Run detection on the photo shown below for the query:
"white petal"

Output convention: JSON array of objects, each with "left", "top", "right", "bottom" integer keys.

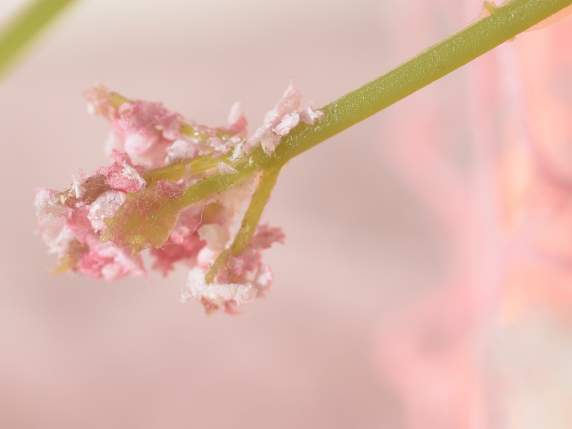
[{"left": 88, "top": 191, "right": 126, "bottom": 232}]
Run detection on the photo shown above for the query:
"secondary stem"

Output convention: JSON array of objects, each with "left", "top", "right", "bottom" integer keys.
[
  {"left": 205, "top": 167, "right": 281, "bottom": 282},
  {"left": 230, "top": 167, "right": 281, "bottom": 255}
]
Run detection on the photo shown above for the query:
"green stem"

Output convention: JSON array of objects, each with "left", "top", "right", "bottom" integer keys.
[
  {"left": 205, "top": 167, "right": 281, "bottom": 283},
  {"left": 267, "top": 0, "right": 572, "bottom": 165},
  {"left": 173, "top": 161, "right": 257, "bottom": 210},
  {"left": 173, "top": 0, "right": 571, "bottom": 206},
  {"left": 106, "top": 0, "right": 570, "bottom": 253},
  {"left": 0, "top": 0, "right": 76, "bottom": 78},
  {"left": 230, "top": 167, "right": 281, "bottom": 255},
  {"left": 144, "top": 155, "right": 220, "bottom": 184}
]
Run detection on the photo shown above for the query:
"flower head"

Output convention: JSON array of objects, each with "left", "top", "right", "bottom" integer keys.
[{"left": 36, "top": 84, "right": 321, "bottom": 313}]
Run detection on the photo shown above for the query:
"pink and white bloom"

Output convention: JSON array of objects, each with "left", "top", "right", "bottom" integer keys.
[
  {"left": 37, "top": 84, "right": 309, "bottom": 312},
  {"left": 98, "top": 151, "right": 146, "bottom": 193},
  {"left": 247, "top": 83, "right": 323, "bottom": 155},
  {"left": 35, "top": 182, "right": 144, "bottom": 281},
  {"left": 182, "top": 225, "right": 284, "bottom": 314},
  {"left": 87, "top": 191, "right": 127, "bottom": 232}
]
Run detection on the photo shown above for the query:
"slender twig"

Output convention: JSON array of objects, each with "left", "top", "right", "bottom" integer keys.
[
  {"left": 205, "top": 167, "right": 281, "bottom": 283},
  {"left": 230, "top": 167, "right": 281, "bottom": 255},
  {"left": 167, "top": 0, "right": 571, "bottom": 208}
]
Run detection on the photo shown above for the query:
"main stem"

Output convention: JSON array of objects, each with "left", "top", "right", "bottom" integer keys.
[
  {"left": 176, "top": 0, "right": 571, "bottom": 206},
  {"left": 268, "top": 0, "right": 571, "bottom": 165}
]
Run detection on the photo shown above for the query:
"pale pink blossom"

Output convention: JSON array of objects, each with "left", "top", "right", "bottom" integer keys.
[
  {"left": 66, "top": 205, "right": 94, "bottom": 242},
  {"left": 35, "top": 183, "right": 143, "bottom": 280},
  {"left": 258, "top": 133, "right": 281, "bottom": 155},
  {"left": 85, "top": 86, "right": 184, "bottom": 168},
  {"left": 300, "top": 106, "right": 324, "bottom": 125},
  {"left": 150, "top": 207, "right": 204, "bottom": 275},
  {"left": 248, "top": 224, "right": 286, "bottom": 249},
  {"left": 273, "top": 112, "right": 300, "bottom": 137},
  {"left": 34, "top": 189, "right": 75, "bottom": 257},
  {"left": 37, "top": 83, "right": 313, "bottom": 312},
  {"left": 84, "top": 84, "right": 116, "bottom": 119},
  {"left": 227, "top": 102, "right": 248, "bottom": 135},
  {"left": 98, "top": 151, "right": 146, "bottom": 193},
  {"left": 183, "top": 262, "right": 273, "bottom": 315},
  {"left": 183, "top": 225, "right": 283, "bottom": 314},
  {"left": 198, "top": 224, "right": 230, "bottom": 252},
  {"left": 76, "top": 237, "right": 144, "bottom": 281},
  {"left": 87, "top": 191, "right": 127, "bottom": 232},
  {"left": 110, "top": 100, "right": 183, "bottom": 168},
  {"left": 71, "top": 175, "right": 84, "bottom": 199},
  {"left": 247, "top": 83, "right": 323, "bottom": 155},
  {"left": 183, "top": 269, "right": 258, "bottom": 314},
  {"left": 165, "top": 139, "right": 199, "bottom": 164}
]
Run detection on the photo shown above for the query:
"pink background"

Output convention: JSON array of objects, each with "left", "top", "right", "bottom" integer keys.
[{"left": 2, "top": 1, "right": 570, "bottom": 428}]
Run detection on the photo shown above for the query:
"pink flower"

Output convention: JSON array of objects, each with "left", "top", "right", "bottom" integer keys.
[
  {"left": 108, "top": 100, "right": 183, "bottom": 168},
  {"left": 98, "top": 151, "right": 146, "bottom": 193},
  {"left": 76, "top": 236, "right": 144, "bottom": 281},
  {"left": 300, "top": 106, "right": 324, "bottom": 125},
  {"left": 227, "top": 102, "right": 248, "bottom": 135},
  {"left": 66, "top": 205, "right": 93, "bottom": 243},
  {"left": 183, "top": 269, "right": 264, "bottom": 315},
  {"left": 247, "top": 83, "right": 323, "bottom": 155},
  {"left": 150, "top": 207, "right": 205, "bottom": 275},
  {"left": 182, "top": 225, "right": 284, "bottom": 314},
  {"left": 34, "top": 183, "right": 143, "bottom": 280},
  {"left": 84, "top": 85, "right": 116, "bottom": 119},
  {"left": 85, "top": 85, "right": 185, "bottom": 168},
  {"left": 165, "top": 139, "right": 199, "bottom": 164},
  {"left": 249, "top": 224, "right": 286, "bottom": 249},
  {"left": 87, "top": 191, "right": 127, "bottom": 232},
  {"left": 34, "top": 189, "right": 75, "bottom": 257},
  {"left": 38, "top": 83, "right": 314, "bottom": 313}
]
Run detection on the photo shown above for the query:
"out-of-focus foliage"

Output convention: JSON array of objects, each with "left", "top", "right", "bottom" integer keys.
[
  {"left": 0, "top": 0, "right": 76, "bottom": 78},
  {"left": 376, "top": 2, "right": 572, "bottom": 428}
]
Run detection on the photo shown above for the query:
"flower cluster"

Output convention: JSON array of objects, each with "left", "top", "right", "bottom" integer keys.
[{"left": 35, "top": 84, "right": 322, "bottom": 313}]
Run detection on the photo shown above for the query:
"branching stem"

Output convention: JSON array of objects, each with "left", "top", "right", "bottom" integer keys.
[
  {"left": 43, "top": 0, "right": 569, "bottom": 262},
  {"left": 167, "top": 0, "right": 571, "bottom": 209}
]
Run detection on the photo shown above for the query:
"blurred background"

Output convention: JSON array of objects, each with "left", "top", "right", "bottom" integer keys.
[{"left": 1, "top": 0, "right": 571, "bottom": 428}]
